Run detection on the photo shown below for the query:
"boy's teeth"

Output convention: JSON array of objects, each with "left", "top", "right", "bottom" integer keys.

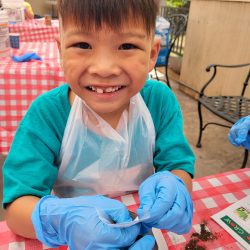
[
  {"left": 105, "top": 87, "right": 114, "bottom": 93},
  {"left": 96, "top": 88, "right": 104, "bottom": 94},
  {"left": 89, "top": 86, "right": 122, "bottom": 93}
]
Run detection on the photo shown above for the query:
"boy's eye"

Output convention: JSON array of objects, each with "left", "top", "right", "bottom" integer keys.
[
  {"left": 119, "top": 43, "right": 138, "bottom": 50},
  {"left": 73, "top": 42, "right": 92, "bottom": 49}
]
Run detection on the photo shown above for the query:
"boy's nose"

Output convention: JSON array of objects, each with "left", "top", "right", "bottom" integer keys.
[{"left": 88, "top": 54, "right": 121, "bottom": 77}]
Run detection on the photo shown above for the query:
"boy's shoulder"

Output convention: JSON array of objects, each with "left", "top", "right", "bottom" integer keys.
[
  {"left": 140, "top": 79, "right": 174, "bottom": 103},
  {"left": 32, "top": 84, "right": 69, "bottom": 107},
  {"left": 26, "top": 84, "right": 70, "bottom": 119},
  {"left": 141, "top": 79, "right": 172, "bottom": 95},
  {"left": 36, "top": 84, "right": 69, "bottom": 100}
]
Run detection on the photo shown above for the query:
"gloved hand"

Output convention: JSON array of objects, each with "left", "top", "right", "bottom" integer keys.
[
  {"left": 128, "top": 235, "right": 155, "bottom": 250},
  {"left": 228, "top": 116, "right": 250, "bottom": 150},
  {"left": 32, "top": 195, "right": 141, "bottom": 250},
  {"left": 137, "top": 171, "right": 193, "bottom": 235}
]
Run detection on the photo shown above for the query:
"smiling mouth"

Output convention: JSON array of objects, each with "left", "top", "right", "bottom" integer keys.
[{"left": 86, "top": 85, "right": 125, "bottom": 94}]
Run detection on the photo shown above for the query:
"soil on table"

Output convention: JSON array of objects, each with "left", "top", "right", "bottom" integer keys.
[{"left": 184, "top": 221, "right": 217, "bottom": 250}]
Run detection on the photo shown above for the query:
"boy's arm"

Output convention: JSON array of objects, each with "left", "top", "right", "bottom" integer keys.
[
  {"left": 171, "top": 169, "right": 192, "bottom": 192},
  {"left": 6, "top": 195, "right": 142, "bottom": 249},
  {"left": 144, "top": 82, "right": 195, "bottom": 185},
  {"left": 137, "top": 170, "right": 193, "bottom": 234},
  {"left": 5, "top": 196, "right": 39, "bottom": 238}
]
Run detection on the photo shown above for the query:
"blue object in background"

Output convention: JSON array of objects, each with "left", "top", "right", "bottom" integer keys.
[
  {"left": 155, "top": 30, "right": 169, "bottom": 66},
  {"left": 155, "top": 15, "right": 170, "bottom": 67},
  {"left": 9, "top": 34, "right": 20, "bottom": 49},
  {"left": 12, "top": 52, "right": 42, "bottom": 62}
]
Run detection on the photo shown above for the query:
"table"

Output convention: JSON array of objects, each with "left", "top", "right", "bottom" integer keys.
[
  {"left": 0, "top": 168, "right": 250, "bottom": 249},
  {"left": 8, "top": 19, "right": 59, "bottom": 42},
  {"left": 0, "top": 42, "right": 65, "bottom": 155}
]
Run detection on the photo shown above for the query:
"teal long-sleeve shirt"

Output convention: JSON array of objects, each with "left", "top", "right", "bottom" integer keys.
[{"left": 2, "top": 80, "right": 195, "bottom": 207}]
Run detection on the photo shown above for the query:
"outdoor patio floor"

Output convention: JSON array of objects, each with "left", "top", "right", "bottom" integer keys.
[{"left": 171, "top": 77, "right": 248, "bottom": 177}]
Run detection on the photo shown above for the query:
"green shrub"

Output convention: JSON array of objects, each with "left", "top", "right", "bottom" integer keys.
[{"left": 166, "top": 0, "right": 188, "bottom": 8}]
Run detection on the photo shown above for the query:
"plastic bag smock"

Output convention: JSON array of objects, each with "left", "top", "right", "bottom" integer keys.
[{"left": 54, "top": 93, "right": 155, "bottom": 198}]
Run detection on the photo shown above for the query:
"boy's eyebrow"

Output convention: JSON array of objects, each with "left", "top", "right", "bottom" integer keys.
[
  {"left": 64, "top": 30, "right": 147, "bottom": 39},
  {"left": 119, "top": 32, "right": 147, "bottom": 39}
]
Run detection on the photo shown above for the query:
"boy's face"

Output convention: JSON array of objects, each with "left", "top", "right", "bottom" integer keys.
[{"left": 58, "top": 19, "right": 160, "bottom": 124}]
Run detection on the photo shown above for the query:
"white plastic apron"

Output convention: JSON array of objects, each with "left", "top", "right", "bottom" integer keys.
[{"left": 54, "top": 93, "right": 155, "bottom": 198}]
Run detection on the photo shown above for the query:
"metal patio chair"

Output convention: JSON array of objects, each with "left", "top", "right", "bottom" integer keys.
[
  {"left": 154, "top": 14, "right": 188, "bottom": 88},
  {"left": 196, "top": 62, "right": 250, "bottom": 168}
]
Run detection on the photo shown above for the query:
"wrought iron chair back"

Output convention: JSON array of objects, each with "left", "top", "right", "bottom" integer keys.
[
  {"left": 154, "top": 14, "right": 188, "bottom": 88},
  {"left": 196, "top": 62, "right": 250, "bottom": 168},
  {"left": 168, "top": 14, "right": 188, "bottom": 56}
]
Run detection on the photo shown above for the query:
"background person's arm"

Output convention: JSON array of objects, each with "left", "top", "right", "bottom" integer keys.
[
  {"left": 24, "top": 2, "right": 34, "bottom": 19},
  {"left": 5, "top": 196, "right": 39, "bottom": 238},
  {"left": 228, "top": 116, "right": 250, "bottom": 149},
  {"left": 25, "top": 10, "right": 34, "bottom": 20}
]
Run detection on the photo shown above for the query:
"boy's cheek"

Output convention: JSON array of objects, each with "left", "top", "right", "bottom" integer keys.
[
  {"left": 59, "top": 58, "right": 64, "bottom": 71},
  {"left": 61, "top": 54, "right": 73, "bottom": 70}
]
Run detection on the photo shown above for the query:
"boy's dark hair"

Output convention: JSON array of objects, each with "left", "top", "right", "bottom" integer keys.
[{"left": 57, "top": 0, "right": 160, "bottom": 34}]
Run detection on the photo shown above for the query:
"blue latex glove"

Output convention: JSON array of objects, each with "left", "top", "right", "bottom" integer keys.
[
  {"left": 128, "top": 235, "right": 155, "bottom": 250},
  {"left": 228, "top": 116, "right": 250, "bottom": 150},
  {"left": 137, "top": 171, "right": 193, "bottom": 235},
  {"left": 32, "top": 195, "right": 140, "bottom": 250},
  {"left": 12, "top": 52, "right": 42, "bottom": 62}
]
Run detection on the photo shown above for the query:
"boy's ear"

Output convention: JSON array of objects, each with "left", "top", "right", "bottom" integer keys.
[
  {"left": 55, "top": 36, "right": 64, "bottom": 67},
  {"left": 148, "top": 38, "right": 161, "bottom": 72},
  {"left": 55, "top": 35, "right": 61, "bottom": 55}
]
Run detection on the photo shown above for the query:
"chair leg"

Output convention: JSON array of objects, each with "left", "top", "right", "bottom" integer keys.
[
  {"left": 154, "top": 67, "right": 160, "bottom": 81},
  {"left": 165, "top": 68, "right": 171, "bottom": 89},
  {"left": 241, "top": 149, "right": 249, "bottom": 168},
  {"left": 165, "top": 62, "right": 171, "bottom": 89},
  {"left": 196, "top": 101, "right": 203, "bottom": 148}
]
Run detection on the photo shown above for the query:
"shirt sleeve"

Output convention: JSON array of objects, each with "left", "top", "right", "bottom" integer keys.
[
  {"left": 2, "top": 90, "right": 68, "bottom": 208},
  {"left": 142, "top": 81, "right": 195, "bottom": 177}
]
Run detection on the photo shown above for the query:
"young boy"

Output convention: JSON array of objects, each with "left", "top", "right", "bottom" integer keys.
[{"left": 2, "top": 0, "right": 195, "bottom": 249}]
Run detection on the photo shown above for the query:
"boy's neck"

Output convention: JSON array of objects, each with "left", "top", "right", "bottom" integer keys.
[{"left": 98, "top": 108, "right": 127, "bottom": 129}]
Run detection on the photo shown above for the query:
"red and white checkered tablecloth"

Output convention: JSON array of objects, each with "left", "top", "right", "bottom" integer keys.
[
  {"left": 0, "top": 42, "right": 65, "bottom": 155},
  {"left": 0, "top": 168, "right": 250, "bottom": 249},
  {"left": 165, "top": 168, "right": 250, "bottom": 250},
  {"left": 8, "top": 19, "right": 59, "bottom": 42}
]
